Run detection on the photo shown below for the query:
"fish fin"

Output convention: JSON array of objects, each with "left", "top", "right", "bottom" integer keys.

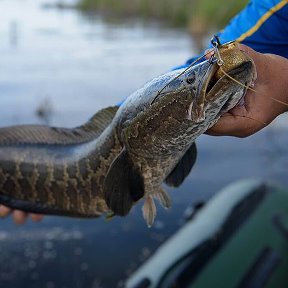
[
  {"left": 0, "top": 106, "right": 119, "bottom": 146},
  {"left": 104, "top": 148, "right": 145, "bottom": 216},
  {"left": 142, "top": 195, "right": 156, "bottom": 228},
  {"left": 105, "top": 212, "right": 115, "bottom": 222},
  {"left": 165, "top": 142, "right": 197, "bottom": 187},
  {"left": 153, "top": 188, "right": 171, "bottom": 209}
]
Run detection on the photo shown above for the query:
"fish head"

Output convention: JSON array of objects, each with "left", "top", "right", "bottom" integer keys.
[
  {"left": 120, "top": 49, "right": 256, "bottom": 157},
  {"left": 158, "top": 56, "right": 256, "bottom": 125}
]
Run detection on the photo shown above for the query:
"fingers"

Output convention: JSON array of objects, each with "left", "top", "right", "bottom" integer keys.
[
  {"left": 204, "top": 48, "right": 214, "bottom": 59},
  {"left": 206, "top": 105, "right": 267, "bottom": 137},
  {"left": 205, "top": 42, "right": 260, "bottom": 66},
  {"left": 0, "top": 204, "right": 44, "bottom": 224},
  {"left": 13, "top": 210, "right": 28, "bottom": 225},
  {"left": 237, "top": 43, "right": 255, "bottom": 55},
  {"left": 0, "top": 205, "right": 11, "bottom": 217},
  {"left": 206, "top": 114, "right": 257, "bottom": 137},
  {"left": 237, "top": 43, "right": 261, "bottom": 78},
  {"left": 204, "top": 43, "right": 256, "bottom": 58},
  {"left": 205, "top": 42, "right": 287, "bottom": 137},
  {"left": 206, "top": 94, "right": 265, "bottom": 138},
  {"left": 30, "top": 213, "right": 44, "bottom": 222},
  {"left": 13, "top": 211, "right": 44, "bottom": 224}
]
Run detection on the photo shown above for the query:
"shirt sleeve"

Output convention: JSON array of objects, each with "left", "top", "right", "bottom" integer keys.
[{"left": 178, "top": 0, "right": 288, "bottom": 69}]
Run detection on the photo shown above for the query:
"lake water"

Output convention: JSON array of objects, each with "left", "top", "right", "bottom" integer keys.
[{"left": 0, "top": 0, "right": 288, "bottom": 287}]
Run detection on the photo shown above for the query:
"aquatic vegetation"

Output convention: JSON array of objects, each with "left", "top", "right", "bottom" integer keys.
[{"left": 77, "top": 0, "right": 249, "bottom": 28}]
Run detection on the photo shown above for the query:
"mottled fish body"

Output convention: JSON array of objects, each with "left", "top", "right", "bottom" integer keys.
[
  {"left": 0, "top": 41, "right": 256, "bottom": 226},
  {"left": 0, "top": 108, "right": 121, "bottom": 216}
]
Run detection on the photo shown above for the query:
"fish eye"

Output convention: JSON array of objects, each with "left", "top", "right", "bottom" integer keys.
[{"left": 186, "top": 72, "right": 196, "bottom": 84}]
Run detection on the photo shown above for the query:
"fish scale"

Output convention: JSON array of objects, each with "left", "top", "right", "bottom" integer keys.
[
  {"left": 0, "top": 107, "right": 121, "bottom": 217},
  {"left": 0, "top": 41, "right": 256, "bottom": 226}
]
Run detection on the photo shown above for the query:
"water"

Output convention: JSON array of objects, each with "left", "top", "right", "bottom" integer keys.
[{"left": 0, "top": 1, "right": 288, "bottom": 287}]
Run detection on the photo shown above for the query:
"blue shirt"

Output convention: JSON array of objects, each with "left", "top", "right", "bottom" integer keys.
[
  {"left": 118, "top": 0, "right": 288, "bottom": 105},
  {"left": 181, "top": 0, "right": 288, "bottom": 68}
]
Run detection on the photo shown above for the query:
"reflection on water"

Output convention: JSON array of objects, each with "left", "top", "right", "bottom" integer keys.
[
  {"left": 0, "top": 0, "right": 193, "bottom": 128},
  {"left": 0, "top": 0, "right": 288, "bottom": 287}
]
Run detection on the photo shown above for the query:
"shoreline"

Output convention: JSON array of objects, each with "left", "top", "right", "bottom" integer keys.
[
  {"left": 43, "top": 0, "right": 249, "bottom": 30},
  {"left": 76, "top": 0, "right": 249, "bottom": 29}
]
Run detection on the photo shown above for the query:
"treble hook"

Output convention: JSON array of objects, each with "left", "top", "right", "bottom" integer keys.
[
  {"left": 211, "top": 35, "right": 221, "bottom": 48},
  {"left": 211, "top": 35, "right": 224, "bottom": 66}
]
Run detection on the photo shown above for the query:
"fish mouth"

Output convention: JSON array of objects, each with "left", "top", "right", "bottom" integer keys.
[
  {"left": 205, "top": 60, "right": 255, "bottom": 115},
  {"left": 187, "top": 61, "right": 218, "bottom": 122}
]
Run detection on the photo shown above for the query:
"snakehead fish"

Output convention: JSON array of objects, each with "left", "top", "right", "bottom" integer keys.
[{"left": 0, "top": 41, "right": 256, "bottom": 226}]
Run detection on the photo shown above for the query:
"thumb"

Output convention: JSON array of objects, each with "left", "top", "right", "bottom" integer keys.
[{"left": 206, "top": 113, "right": 253, "bottom": 137}]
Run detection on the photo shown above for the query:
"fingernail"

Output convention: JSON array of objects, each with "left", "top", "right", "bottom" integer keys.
[{"left": 0, "top": 205, "right": 11, "bottom": 217}]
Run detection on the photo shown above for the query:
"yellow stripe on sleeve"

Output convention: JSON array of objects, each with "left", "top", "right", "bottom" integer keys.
[{"left": 237, "top": 0, "right": 288, "bottom": 42}]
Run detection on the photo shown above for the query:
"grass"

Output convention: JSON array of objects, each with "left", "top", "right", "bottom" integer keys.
[{"left": 77, "top": 0, "right": 249, "bottom": 29}]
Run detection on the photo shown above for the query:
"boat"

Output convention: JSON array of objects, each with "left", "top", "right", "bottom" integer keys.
[{"left": 126, "top": 179, "right": 288, "bottom": 288}]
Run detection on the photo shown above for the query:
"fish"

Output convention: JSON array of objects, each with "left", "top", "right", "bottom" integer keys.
[{"left": 0, "top": 41, "right": 256, "bottom": 226}]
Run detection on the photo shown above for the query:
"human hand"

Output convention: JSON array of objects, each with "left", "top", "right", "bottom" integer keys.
[
  {"left": 0, "top": 205, "right": 43, "bottom": 224},
  {"left": 206, "top": 43, "right": 288, "bottom": 137}
]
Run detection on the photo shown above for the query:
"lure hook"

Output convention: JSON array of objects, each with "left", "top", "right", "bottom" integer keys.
[{"left": 211, "top": 35, "right": 224, "bottom": 66}]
